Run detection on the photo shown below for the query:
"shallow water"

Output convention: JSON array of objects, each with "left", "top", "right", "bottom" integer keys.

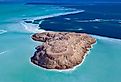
[
  {"left": 0, "top": 33, "right": 121, "bottom": 82},
  {"left": 0, "top": 3, "right": 121, "bottom": 82}
]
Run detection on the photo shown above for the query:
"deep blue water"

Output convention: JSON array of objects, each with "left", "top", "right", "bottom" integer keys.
[{"left": 37, "top": 3, "right": 121, "bottom": 39}]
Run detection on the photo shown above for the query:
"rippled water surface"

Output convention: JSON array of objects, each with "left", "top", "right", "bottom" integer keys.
[{"left": 0, "top": 3, "right": 121, "bottom": 82}]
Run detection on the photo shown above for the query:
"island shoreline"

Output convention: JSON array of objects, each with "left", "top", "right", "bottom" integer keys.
[
  {"left": 30, "top": 42, "right": 96, "bottom": 72},
  {"left": 30, "top": 32, "right": 96, "bottom": 71}
]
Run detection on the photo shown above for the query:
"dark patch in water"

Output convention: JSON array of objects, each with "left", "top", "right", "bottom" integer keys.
[{"left": 38, "top": 5, "right": 121, "bottom": 39}]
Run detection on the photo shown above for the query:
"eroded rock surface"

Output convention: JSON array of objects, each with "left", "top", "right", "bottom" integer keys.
[{"left": 31, "top": 32, "right": 96, "bottom": 69}]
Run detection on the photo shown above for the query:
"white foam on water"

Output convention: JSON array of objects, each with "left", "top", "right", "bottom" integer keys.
[
  {"left": 21, "top": 21, "right": 46, "bottom": 33},
  {"left": 76, "top": 19, "right": 103, "bottom": 23},
  {"left": 76, "top": 19, "right": 121, "bottom": 23},
  {"left": 64, "top": 18, "right": 71, "bottom": 20},
  {"left": 39, "top": 20, "right": 44, "bottom": 24},
  {"left": 68, "top": 28, "right": 83, "bottom": 31},
  {"left": 78, "top": 28, "right": 84, "bottom": 30},
  {"left": 0, "top": 51, "right": 8, "bottom": 55},
  {"left": 32, "top": 10, "right": 85, "bottom": 20},
  {"left": 0, "top": 30, "right": 7, "bottom": 34},
  {"left": 50, "top": 22, "right": 56, "bottom": 24},
  {"left": 54, "top": 7, "right": 76, "bottom": 11},
  {"left": 92, "top": 19, "right": 102, "bottom": 22},
  {"left": 22, "top": 10, "right": 85, "bottom": 33}
]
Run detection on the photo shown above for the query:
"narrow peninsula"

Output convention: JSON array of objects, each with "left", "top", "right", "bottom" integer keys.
[{"left": 31, "top": 32, "right": 96, "bottom": 70}]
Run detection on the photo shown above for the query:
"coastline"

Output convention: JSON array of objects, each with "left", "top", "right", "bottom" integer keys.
[
  {"left": 1, "top": 3, "right": 121, "bottom": 82},
  {"left": 20, "top": 10, "right": 85, "bottom": 33},
  {"left": 29, "top": 34, "right": 97, "bottom": 72}
]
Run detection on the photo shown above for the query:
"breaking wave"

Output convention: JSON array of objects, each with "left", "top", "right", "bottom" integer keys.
[
  {"left": 22, "top": 10, "right": 85, "bottom": 33},
  {"left": 0, "top": 51, "right": 8, "bottom": 55},
  {"left": 0, "top": 30, "right": 7, "bottom": 34},
  {"left": 32, "top": 10, "right": 85, "bottom": 20},
  {"left": 21, "top": 21, "right": 46, "bottom": 33}
]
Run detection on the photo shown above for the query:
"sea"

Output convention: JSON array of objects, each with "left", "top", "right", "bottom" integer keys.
[{"left": 0, "top": 3, "right": 121, "bottom": 82}]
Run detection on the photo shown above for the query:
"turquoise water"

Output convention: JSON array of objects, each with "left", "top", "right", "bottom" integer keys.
[{"left": 0, "top": 4, "right": 121, "bottom": 82}]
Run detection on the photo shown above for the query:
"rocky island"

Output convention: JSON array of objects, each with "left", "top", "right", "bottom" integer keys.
[{"left": 31, "top": 32, "right": 96, "bottom": 70}]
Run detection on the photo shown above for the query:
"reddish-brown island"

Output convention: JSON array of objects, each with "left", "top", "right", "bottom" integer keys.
[{"left": 31, "top": 32, "right": 96, "bottom": 70}]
